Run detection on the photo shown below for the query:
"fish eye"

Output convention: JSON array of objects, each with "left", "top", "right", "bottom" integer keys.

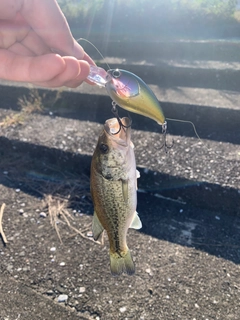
[
  {"left": 99, "top": 143, "right": 109, "bottom": 153},
  {"left": 112, "top": 69, "right": 121, "bottom": 78}
]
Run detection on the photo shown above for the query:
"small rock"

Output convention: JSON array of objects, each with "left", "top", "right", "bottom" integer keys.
[
  {"left": 46, "top": 290, "right": 54, "bottom": 296},
  {"left": 23, "top": 267, "right": 29, "bottom": 272},
  {"left": 119, "top": 306, "right": 127, "bottom": 313},
  {"left": 79, "top": 287, "right": 86, "bottom": 293},
  {"left": 56, "top": 285, "right": 66, "bottom": 293},
  {"left": 3, "top": 171, "right": 8, "bottom": 175},
  {"left": 145, "top": 268, "right": 153, "bottom": 275},
  {"left": 19, "top": 209, "right": 24, "bottom": 214},
  {"left": 50, "top": 247, "right": 56, "bottom": 252},
  {"left": 58, "top": 294, "right": 68, "bottom": 303},
  {"left": 19, "top": 251, "right": 25, "bottom": 257},
  {"left": 39, "top": 212, "right": 47, "bottom": 218},
  {"left": 15, "top": 188, "right": 20, "bottom": 193},
  {"left": 215, "top": 215, "right": 220, "bottom": 220},
  {"left": 59, "top": 262, "right": 66, "bottom": 266}
]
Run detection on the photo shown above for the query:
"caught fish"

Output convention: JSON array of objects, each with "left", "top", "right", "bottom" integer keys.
[
  {"left": 90, "top": 117, "right": 142, "bottom": 276},
  {"left": 88, "top": 65, "right": 166, "bottom": 126}
]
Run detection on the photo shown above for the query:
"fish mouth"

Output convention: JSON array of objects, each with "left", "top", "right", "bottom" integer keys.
[{"left": 104, "top": 117, "right": 131, "bottom": 146}]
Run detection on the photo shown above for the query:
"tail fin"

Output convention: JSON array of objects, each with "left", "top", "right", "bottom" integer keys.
[{"left": 110, "top": 250, "right": 135, "bottom": 276}]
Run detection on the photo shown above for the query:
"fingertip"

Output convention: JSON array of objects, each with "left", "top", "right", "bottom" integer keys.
[
  {"left": 72, "top": 40, "right": 85, "bottom": 59},
  {"left": 62, "top": 60, "right": 90, "bottom": 88},
  {"left": 30, "top": 53, "right": 66, "bottom": 82},
  {"left": 79, "top": 60, "right": 90, "bottom": 78},
  {"left": 83, "top": 52, "right": 96, "bottom": 66}
]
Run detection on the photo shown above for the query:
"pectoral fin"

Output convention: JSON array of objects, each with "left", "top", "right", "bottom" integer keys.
[
  {"left": 136, "top": 170, "right": 140, "bottom": 190},
  {"left": 130, "top": 211, "right": 142, "bottom": 230},
  {"left": 121, "top": 179, "right": 128, "bottom": 203},
  {"left": 136, "top": 170, "right": 140, "bottom": 179},
  {"left": 92, "top": 211, "right": 104, "bottom": 241}
]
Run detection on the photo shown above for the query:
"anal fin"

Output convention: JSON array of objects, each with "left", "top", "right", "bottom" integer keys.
[
  {"left": 130, "top": 211, "right": 142, "bottom": 230},
  {"left": 92, "top": 211, "right": 104, "bottom": 241}
]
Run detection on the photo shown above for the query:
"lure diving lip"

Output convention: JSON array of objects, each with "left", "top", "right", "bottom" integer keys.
[
  {"left": 87, "top": 65, "right": 166, "bottom": 126},
  {"left": 87, "top": 65, "right": 110, "bottom": 87}
]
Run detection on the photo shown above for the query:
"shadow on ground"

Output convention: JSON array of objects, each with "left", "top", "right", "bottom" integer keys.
[
  {"left": 0, "top": 136, "right": 239, "bottom": 265},
  {"left": 0, "top": 86, "right": 239, "bottom": 144}
]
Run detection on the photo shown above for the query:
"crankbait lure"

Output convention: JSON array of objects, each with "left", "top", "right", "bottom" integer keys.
[
  {"left": 88, "top": 65, "right": 170, "bottom": 150},
  {"left": 88, "top": 65, "right": 165, "bottom": 125}
]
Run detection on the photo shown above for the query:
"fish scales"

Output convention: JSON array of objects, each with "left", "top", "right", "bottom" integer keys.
[
  {"left": 91, "top": 168, "right": 136, "bottom": 253},
  {"left": 90, "top": 117, "right": 142, "bottom": 276}
]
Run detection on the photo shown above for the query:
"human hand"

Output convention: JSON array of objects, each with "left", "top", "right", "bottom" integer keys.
[{"left": 0, "top": 0, "right": 95, "bottom": 88}]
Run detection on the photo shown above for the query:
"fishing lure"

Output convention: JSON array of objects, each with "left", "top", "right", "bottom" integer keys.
[{"left": 87, "top": 65, "right": 171, "bottom": 150}]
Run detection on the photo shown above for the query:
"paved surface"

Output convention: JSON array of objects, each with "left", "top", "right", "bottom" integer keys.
[{"left": 0, "top": 39, "right": 239, "bottom": 319}]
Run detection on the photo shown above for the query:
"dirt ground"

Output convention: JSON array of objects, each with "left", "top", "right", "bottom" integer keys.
[{"left": 0, "top": 40, "right": 240, "bottom": 320}]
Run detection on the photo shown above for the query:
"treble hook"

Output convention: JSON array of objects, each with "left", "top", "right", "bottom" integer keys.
[
  {"left": 159, "top": 121, "right": 174, "bottom": 153},
  {"left": 111, "top": 101, "right": 132, "bottom": 135}
]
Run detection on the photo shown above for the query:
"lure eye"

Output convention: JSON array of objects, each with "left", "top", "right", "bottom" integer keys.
[
  {"left": 112, "top": 69, "right": 121, "bottom": 78},
  {"left": 99, "top": 143, "right": 109, "bottom": 153}
]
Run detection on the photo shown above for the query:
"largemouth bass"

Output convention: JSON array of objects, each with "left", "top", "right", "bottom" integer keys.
[{"left": 90, "top": 117, "right": 142, "bottom": 276}]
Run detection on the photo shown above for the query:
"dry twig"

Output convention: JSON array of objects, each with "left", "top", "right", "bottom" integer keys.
[{"left": 0, "top": 203, "right": 8, "bottom": 245}]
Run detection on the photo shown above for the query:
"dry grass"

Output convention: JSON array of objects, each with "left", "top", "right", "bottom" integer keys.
[
  {"left": 0, "top": 113, "right": 26, "bottom": 127},
  {"left": 39, "top": 179, "right": 103, "bottom": 244},
  {"left": 14, "top": 169, "right": 99, "bottom": 244},
  {"left": 0, "top": 88, "right": 62, "bottom": 128},
  {"left": 0, "top": 89, "right": 44, "bottom": 128},
  {"left": 44, "top": 194, "right": 96, "bottom": 244},
  {"left": 17, "top": 89, "right": 45, "bottom": 114}
]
